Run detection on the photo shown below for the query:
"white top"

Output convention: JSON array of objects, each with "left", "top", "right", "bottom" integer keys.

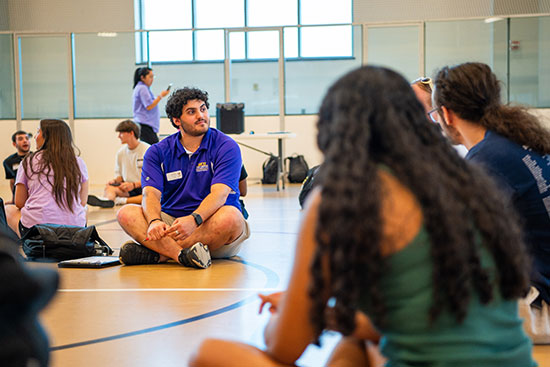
[{"left": 114, "top": 141, "right": 150, "bottom": 183}]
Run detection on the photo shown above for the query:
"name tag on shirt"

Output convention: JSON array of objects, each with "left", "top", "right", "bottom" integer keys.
[{"left": 166, "top": 170, "right": 183, "bottom": 181}]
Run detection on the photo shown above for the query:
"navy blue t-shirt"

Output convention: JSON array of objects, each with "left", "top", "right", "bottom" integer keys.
[
  {"left": 141, "top": 128, "right": 242, "bottom": 218},
  {"left": 466, "top": 130, "right": 550, "bottom": 303}
]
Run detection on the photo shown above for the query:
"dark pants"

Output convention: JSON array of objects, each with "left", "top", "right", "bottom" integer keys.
[{"left": 139, "top": 123, "right": 159, "bottom": 145}]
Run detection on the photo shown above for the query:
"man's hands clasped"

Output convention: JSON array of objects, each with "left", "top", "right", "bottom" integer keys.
[{"left": 146, "top": 215, "right": 198, "bottom": 243}]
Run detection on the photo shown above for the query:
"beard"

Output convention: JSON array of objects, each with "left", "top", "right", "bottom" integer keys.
[
  {"left": 182, "top": 119, "right": 209, "bottom": 137},
  {"left": 439, "top": 122, "right": 462, "bottom": 146}
]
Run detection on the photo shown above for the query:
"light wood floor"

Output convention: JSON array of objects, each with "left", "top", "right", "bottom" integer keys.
[{"left": 17, "top": 184, "right": 550, "bottom": 366}]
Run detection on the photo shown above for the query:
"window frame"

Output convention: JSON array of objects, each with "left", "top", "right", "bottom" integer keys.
[{"left": 134, "top": 0, "right": 354, "bottom": 64}]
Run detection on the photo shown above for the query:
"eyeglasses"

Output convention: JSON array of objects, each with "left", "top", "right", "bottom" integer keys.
[{"left": 427, "top": 107, "right": 440, "bottom": 123}]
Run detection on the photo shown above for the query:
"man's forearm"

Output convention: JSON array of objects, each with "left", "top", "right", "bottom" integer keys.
[
  {"left": 142, "top": 191, "right": 163, "bottom": 223},
  {"left": 193, "top": 185, "right": 230, "bottom": 222}
]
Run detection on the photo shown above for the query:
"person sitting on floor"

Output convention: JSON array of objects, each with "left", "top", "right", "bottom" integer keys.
[
  {"left": 116, "top": 87, "right": 249, "bottom": 269},
  {"left": 432, "top": 62, "right": 550, "bottom": 343},
  {"left": 239, "top": 165, "right": 249, "bottom": 219},
  {"left": 189, "top": 66, "right": 535, "bottom": 366},
  {"left": 88, "top": 120, "right": 150, "bottom": 208},
  {"left": 5, "top": 119, "right": 88, "bottom": 238},
  {"left": 3, "top": 130, "right": 31, "bottom": 203}
]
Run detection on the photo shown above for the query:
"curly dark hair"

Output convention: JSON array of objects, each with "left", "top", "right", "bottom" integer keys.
[
  {"left": 308, "top": 66, "right": 530, "bottom": 341},
  {"left": 165, "top": 87, "right": 210, "bottom": 129},
  {"left": 433, "top": 62, "right": 550, "bottom": 155},
  {"left": 22, "top": 119, "right": 83, "bottom": 212}
]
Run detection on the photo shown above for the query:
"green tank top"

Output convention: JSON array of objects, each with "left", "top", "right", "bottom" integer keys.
[{"left": 359, "top": 227, "right": 536, "bottom": 367}]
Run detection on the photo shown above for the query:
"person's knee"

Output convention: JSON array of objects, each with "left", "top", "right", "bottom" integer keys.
[
  {"left": 189, "top": 338, "right": 220, "bottom": 367},
  {"left": 5, "top": 204, "right": 18, "bottom": 217},
  {"left": 116, "top": 204, "right": 143, "bottom": 228},
  {"left": 215, "top": 207, "right": 244, "bottom": 236}
]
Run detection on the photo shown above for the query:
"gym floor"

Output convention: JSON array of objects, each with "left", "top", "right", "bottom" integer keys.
[{"left": 17, "top": 183, "right": 550, "bottom": 366}]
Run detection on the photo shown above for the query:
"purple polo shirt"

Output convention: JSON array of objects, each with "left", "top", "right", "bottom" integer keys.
[
  {"left": 133, "top": 81, "right": 161, "bottom": 133},
  {"left": 141, "top": 128, "right": 242, "bottom": 218},
  {"left": 16, "top": 153, "right": 88, "bottom": 228}
]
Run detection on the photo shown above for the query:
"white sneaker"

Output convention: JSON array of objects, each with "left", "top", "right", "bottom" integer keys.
[{"left": 114, "top": 197, "right": 128, "bottom": 205}]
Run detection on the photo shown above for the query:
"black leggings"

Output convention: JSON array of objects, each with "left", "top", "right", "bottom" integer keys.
[{"left": 139, "top": 123, "right": 159, "bottom": 145}]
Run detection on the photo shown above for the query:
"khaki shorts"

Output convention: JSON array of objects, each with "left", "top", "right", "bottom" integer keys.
[{"left": 160, "top": 211, "right": 250, "bottom": 259}]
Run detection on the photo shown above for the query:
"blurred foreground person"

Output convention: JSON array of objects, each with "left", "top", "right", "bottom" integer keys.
[{"left": 190, "top": 66, "right": 535, "bottom": 366}]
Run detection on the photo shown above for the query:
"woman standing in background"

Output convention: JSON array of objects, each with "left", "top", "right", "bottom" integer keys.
[{"left": 132, "top": 67, "right": 170, "bottom": 145}]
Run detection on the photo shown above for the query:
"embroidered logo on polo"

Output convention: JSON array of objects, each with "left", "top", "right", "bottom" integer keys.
[{"left": 196, "top": 161, "right": 209, "bottom": 172}]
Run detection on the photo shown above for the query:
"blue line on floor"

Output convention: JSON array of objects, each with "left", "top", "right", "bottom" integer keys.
[{"left": 50, "top": 257, "right": 279, "bottom": 351}]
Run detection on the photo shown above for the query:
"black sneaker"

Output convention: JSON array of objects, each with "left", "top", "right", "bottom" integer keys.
[
  {"left": 119, "top": 241, "right": 160, "bottom": 265},
  {"left": 178, "top": 242, "right": 211, "bottom": 269},
  {"left": 87, "top": 195, "right": 114, "bottom": 208}
]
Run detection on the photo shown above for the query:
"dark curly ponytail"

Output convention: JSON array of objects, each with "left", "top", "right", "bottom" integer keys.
[{"left": 434, "top": 62, "right": 550, "bottom": 155}]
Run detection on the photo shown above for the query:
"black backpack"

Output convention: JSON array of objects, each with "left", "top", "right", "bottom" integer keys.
[
  {"left": 286, "top": 154, "right": 309, "bottom": 183},
  {"left": 261, "top": 155, "right": 279, "bottom": 184},
  {"left": 299, "top": 165, "right": 320, "bottom": 208},
  {"left": 21, "top": 224, "right": 113, "bottom": 261}
]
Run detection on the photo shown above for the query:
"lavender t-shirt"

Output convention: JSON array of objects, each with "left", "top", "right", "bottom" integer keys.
[{"left": 15, "top": 153, "right": 89, "bottom": 228}]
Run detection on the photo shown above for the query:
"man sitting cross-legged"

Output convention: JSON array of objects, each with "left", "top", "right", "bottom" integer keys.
[
  {"left": 117, "top": 87, "right": 249, "bottom": 269},
  {"left": 88, "top": 120, "right": 149, "bottom": 208}
]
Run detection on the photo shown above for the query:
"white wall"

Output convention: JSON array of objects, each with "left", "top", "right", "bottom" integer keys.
[{"left": 6, "top": 0, "right": 134, "bottom": 32}]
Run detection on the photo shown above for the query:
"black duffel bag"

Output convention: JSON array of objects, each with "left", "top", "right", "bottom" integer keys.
[{"left": 20, "top": 224, "right": 113, "bottom": 261}]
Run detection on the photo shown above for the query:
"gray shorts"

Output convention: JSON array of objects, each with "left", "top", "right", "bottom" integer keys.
[{"left": 160, "top": 211, "right": 250, "bottom": 259}]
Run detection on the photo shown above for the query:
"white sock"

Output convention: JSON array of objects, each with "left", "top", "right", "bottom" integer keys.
[{"left": 114, "top": 197, "right": 128, "bottom": 205}]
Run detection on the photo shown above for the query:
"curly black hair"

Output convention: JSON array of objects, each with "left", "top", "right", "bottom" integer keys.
[
  {"left": 434, "top": 62, "right": 550, "bottom": 155},
  {"left": 308, "top": 65, "right": 530, "bottom": 341},
  {"left": 165, "top": 87, "right": 210, "bottom": 129}
]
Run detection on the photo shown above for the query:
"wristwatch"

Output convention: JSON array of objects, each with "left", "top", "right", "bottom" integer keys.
[{"left": 191, "top": 212, "right": 203, "bottom": 226}]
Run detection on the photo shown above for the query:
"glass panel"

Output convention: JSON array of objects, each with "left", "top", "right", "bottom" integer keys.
[
  {"left": 248, "top": 31, "right": 279, "bottom": 59},
  {"left": 20, "top": 36, "right": 69, "bottom": 119},
  {"left": 230, "top": 31, "right": 280, "bottom": 115},
  {"left": 425, "top": 19, "right": 508, "bottom": 98},
  {"left": 0, "top": 34, "right": 16, "bottom": 119},
  {"left": 149, "top": 30, "right": 193, "bottom": 62},
  {"left": 367, "top": 26, "right": 420, "bottom": 82},
  {"left": 153, "top": 63, "right": 224, "bottom": 117},
  {"left": 73, "top": 32, "right": 136, "bottom": 118},
  {"left": 509, "top": 16, "right": 550, "bottom": 107},
  {"left": 300, "top": 0, "right": 351, "bottom": 25},
  {"left": 141, "top": 0, "right": 192, "bottom": 30},
  {"left": 285, "top": 25, "right": 362, "bottom": 114},
  {"left": 229, "top": 32, "right": 245, "bottom": 60},
  {"left": 195, "top": 30, "right": 224, "bottom": 61},
  {"left": 284, "top": 27, "right": 298, "bottom": 58},
  {"left": 195, "top": 0, "right": 244, "bottom": 28},
  {"left": 247, "top": 0, "right": 297, "bottom": 27},
  {"left": 301, "top": 25, "right": 352, "bottom": 57}
]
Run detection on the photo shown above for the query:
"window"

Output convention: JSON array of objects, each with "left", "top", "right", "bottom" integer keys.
[
  {"left": 135, "top": 0, "right": 353, "bottom": 63},
  {"left": 0, "top": 34, "right": 16, "bottom": 119},
  {"left": 19, "top": 36, "right": 69, "bottom": 119},
  {"left": 509, "top": 17, "right": 550, "bottom": 107},
  {"left": 367, "top": 26, "right": 420, "bottom": 83}
]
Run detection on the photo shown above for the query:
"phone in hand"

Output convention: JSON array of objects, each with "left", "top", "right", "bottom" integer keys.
[
  {"left": 110, "top": 182, "right": 121, "bottom": 187},
  {"left": 167, "top": 83, "right": 173, "bottom": 91}
]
